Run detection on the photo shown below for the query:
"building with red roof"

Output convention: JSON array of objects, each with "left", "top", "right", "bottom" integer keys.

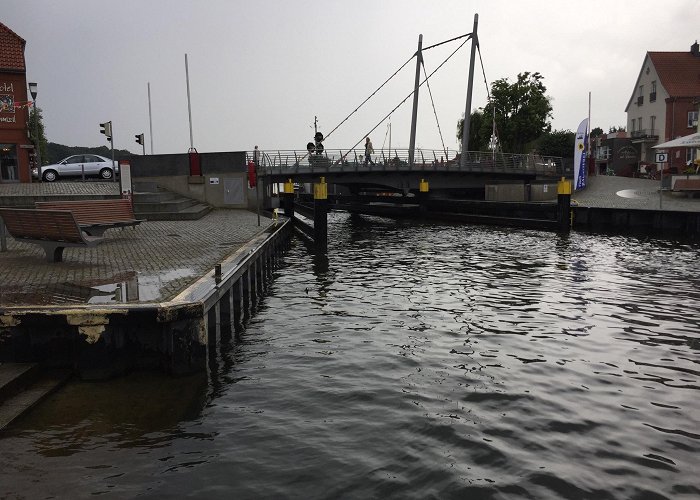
[
  {"left": 625, "top": 41, "right": 700, "bottom": 174},
  {"left": 0, "top": 21, "right": 33, "bottom": 183}
]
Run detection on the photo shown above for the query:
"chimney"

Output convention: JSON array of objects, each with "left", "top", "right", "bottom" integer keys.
[{"left": 692, "top": 40, "right": 700, "bottom": 57}]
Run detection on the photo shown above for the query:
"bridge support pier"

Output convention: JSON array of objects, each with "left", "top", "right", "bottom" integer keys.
[
  {"left": 418, "top": 178, "right": 430, "bottom": 216},
  {"left": 557, "top": 177, "right": 572, "bottom": 233},
  {"left": 314, "top": 177, "right": 328, "bottom": 253},
  {"left": 283, "top": 179, "right": 295, "bottom": 218}
]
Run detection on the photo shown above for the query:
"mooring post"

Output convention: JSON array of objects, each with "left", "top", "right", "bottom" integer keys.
[
  {"left": 0, "top": 218, "right": 6, "bottom": 252},
  {"left": 314, "top": 176, "right": 328, "bottom": 252},
  {"left": 418, "top": 178, "right": 430, "bottom": 216},
  {"left": 557, "top": 177, "right": 572, "bottom": 232},
  {"left": 241, "top": 268, "right": 251, "bottom": 322},
  {"left": 283, "top": 178, "right": 295, "bottom": 218},
  {"left": 232, "top": 278, "right": 243, "bottom": 332}
]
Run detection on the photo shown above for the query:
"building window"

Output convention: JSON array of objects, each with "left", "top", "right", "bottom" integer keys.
[
  {"left": 689, "top": 111, "right": 699, "bottom": 128},
  {"left": 638, "top": 117, "right": 643, "bottom": 131},
  {"left": 687, "top": 148, "right": 698, "bottom": 165},
  {"left": 650, "top": 115, "right": 656, "bottom": 134},
  {"left": 650, "top": 81, "right": 656, "bottom": 102},
  {"left": 596, "top": 146, "right": 611, "bottom": 160},
  {"left": 0, "top": 144, "right": 19, "bottom": 182},
  {"left": 631, "top": 119, "right": 636, "bottom": 132}
]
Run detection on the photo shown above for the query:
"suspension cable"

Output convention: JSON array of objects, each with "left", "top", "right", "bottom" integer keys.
[
  {"left": 477, "top": 43, "right": 491, "bottom": 102},
  {"left": 423, "top": 33, "right": 472, "bottom": 51},
  {"left": 336, "top": 36, "right": 470, "bottom": 163},
  {"left": 477, "top": 43, "right": 500, "bottom": 150},
  {"left": 324, "top": 54, "right": 416, "bottom": 141},
  {"left": 421, "top": 60, "right": 448, "bottom": 160}
]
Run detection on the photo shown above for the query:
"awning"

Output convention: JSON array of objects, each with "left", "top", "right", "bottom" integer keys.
[{"left": 653, "top": 132, "right": 700, "bottom": 149}]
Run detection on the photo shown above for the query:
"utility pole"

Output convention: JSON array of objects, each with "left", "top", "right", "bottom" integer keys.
[
  {"left": 148, "top": 82, "right": 154, "bottom": 154},
  {"left": 461, "top": 13, "right": 479, "bottom": 168}
]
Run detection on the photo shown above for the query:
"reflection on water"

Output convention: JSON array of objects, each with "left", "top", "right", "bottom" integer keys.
[
  {"left": 1, "top": 213, "right": 699, "bottom": 499},
  {"left": 0, "top": 268, "right": 198, "bottom": 305}
]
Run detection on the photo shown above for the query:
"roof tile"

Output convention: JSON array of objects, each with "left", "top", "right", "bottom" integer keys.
[
  {"left": 649, "top": 51, "right": 700, "bottom": 97},
  {"left": 0, "top": 22, "right": 26, "bottom": 72}
]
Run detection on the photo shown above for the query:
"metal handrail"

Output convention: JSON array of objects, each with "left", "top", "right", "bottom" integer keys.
[{"left": 247, "top": 148, "right": 564, "bottom": 176}]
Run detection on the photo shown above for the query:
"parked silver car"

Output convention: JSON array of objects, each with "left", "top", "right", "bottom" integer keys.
[{"left": 32, "top": 154, "right": 119, "bottom": 182}]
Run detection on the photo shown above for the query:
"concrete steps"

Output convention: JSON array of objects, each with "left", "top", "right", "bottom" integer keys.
[
  {"left": 133, "top": 183, "right": 211, "bottom": 221},
  {"left": 0, "top": 363, "right": 72, "bottom": 430}
]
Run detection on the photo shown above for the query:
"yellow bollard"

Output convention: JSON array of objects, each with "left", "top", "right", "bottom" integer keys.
[
  {"left": 557, "top": 177, "right": 572, "bottom": 195},
  {"left": 314, "top": 176, "right": 328, "bottom": 200},
  {"left": 419, "top": 178, "right": 429, "bottom": 193}
]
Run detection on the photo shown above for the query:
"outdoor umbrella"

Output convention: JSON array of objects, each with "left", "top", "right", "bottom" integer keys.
[{"left": 653, "top": 132, "right": 700, "bottom": 149}]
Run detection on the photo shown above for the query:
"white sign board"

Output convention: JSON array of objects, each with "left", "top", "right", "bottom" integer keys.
[
  {"left": 119, "top": 161, "right": 132, "bottom": 196},
  {"left": 209, "top": 177, "right": 220, "bottom": 185},
  {"left": 655, "top": 152, "right": 668, "bottom": 163}
]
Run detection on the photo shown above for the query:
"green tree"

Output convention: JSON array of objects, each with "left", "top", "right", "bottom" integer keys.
[
  {"left": 537, "top": 129, "right": 575, "bottom": 158},
  {"left": 28, "top": 106, "right": 48, "bottom": 165},
  {"left": 456, "top": 109, "right": 491, "bottom": 152},
  {"left": 590, "top": 126, "right": 604, "bottom": 138},
  {"left": 458, "top": 72, "right": 553, "bottom": 153}
]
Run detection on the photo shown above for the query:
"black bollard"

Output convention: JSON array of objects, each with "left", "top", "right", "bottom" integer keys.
[
  {"left": 283, "top": 178, "right": 295, "bottom": 218},
  {"left": 557, "top": 177, "right": 572, "bottom": 232},
  {"left": 418, "top": 178, "right": 429, "bottom": 216},
  {"left": 314, "top": 177, "right": 328, "bottom": 252}
]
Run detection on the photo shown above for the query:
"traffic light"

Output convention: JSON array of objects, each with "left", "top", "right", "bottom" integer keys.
[
  {"left": 135, "top": 133, "right": 144, "bottom": 145},
  {"left": 100, "top": 121, "right": 112, "bottom": 141},
  {"left": 313, "top": 131, "right": 324, "bottom": 154}
]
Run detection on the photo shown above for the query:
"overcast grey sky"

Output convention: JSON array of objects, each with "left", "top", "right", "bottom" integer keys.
[{"left": 4, "top": 0, "right": 699, "bottom": 155}]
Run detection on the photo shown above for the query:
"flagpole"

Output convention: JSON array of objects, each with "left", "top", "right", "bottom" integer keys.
[
  {"left": 185, "top": 54, "right": 194, "bottom": 150},
  {"left": 148, "top": 82, "right": 154, "bottom": 155},
  {"left": 588, "top": 91, "right": 592, "bottom": 176}
]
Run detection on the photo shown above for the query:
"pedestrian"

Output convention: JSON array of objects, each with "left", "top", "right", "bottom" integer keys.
[
  {"left": 253, "top": 145, "right": 260, "bottom": 166},
  {"left": 364, "top": 137, "right": 374, "bottom": 166}
]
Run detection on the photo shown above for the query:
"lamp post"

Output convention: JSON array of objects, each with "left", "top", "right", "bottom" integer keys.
[{"left": 28, "top": 82, "right": 41, "bottom": 183}]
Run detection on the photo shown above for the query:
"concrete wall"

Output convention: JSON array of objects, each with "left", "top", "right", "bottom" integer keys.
[
  {"left": 529, "top": 183, "right": 559, "bottom": 201},
  {"left": 128, "top": 151, "right": 257, "bottom": 209},
  {"left": 485, "top": 183, "right": 558, "bottom": 202},
  {"left": 485, "top": 184, "right": 526, "bottom": 202}
]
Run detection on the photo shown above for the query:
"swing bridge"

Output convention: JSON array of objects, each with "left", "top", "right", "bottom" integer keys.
[{"left": 249, "top": 14, "right": 567, "bottom": 194}]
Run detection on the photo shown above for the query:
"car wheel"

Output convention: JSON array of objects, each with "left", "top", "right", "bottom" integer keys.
[
  {"left": 43, "top": 170, "right": 58, "bottom": 182},
  {"left": 100, "top": 168, "right": 113, "bottom": 179}
]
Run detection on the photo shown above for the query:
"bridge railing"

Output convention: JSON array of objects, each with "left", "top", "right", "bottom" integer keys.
[{"left": 247, "top": 149, "right": 565, "bottom": 177}]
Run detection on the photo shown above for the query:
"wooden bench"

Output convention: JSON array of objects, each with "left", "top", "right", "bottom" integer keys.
[
  {"left": 672, "top": 179, "right": 700, "bottom": 198},
  {"left": 35, "top": 198, "right": 143, "bottom": 236},
  {"left": 0, "top": 208, "right": 103, "bottom": 262}
]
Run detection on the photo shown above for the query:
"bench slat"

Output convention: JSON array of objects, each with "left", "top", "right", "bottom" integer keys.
[
  {"left": 35, "top": 199, "right": 143, "bottom": 236},
  {"left": 0, "top": 208, "right": 103, "bottom": 262}
]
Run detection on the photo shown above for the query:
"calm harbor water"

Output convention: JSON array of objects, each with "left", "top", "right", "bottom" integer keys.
[{"left": 1, "top": 213, "right": 699, "bottom": 499}]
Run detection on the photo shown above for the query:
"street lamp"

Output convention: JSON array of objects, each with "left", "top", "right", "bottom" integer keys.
[{"left": 28, "top": 82, "right": 41, "bottom": 183}]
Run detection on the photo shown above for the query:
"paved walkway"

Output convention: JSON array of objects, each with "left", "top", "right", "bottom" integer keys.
[
  {"left": 572, "top": 175, "right": 700, "bottom": 211},
  {"left": 0, "top": 182, "right": 272, "bottom": 306},
  {"left": 0, "top": 180, "right": 120, "bottom": 196}
]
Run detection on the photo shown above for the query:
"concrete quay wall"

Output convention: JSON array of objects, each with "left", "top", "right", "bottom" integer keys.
[{"left": 0, "top": 219, "right": 293, "bottom": 380}]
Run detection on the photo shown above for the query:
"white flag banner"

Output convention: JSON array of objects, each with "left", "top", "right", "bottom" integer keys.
[{"left": 573, "top": 118, "right": 589, "bottom": 191}]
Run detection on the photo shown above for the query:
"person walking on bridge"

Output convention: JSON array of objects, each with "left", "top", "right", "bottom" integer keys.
[{"left": 364, "top": 137, "right": 374, "bottom": 166}]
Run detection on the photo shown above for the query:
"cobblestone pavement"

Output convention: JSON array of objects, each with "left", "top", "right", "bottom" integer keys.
[
  {"left": 0, "top": 181, "right": 120, "bottom": 196},
  {"left": 572, "top": 175, "right": 700, "bottom": 211},
  {"left": 0, "top": 208, "right": 273, "bottom": 306}
]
